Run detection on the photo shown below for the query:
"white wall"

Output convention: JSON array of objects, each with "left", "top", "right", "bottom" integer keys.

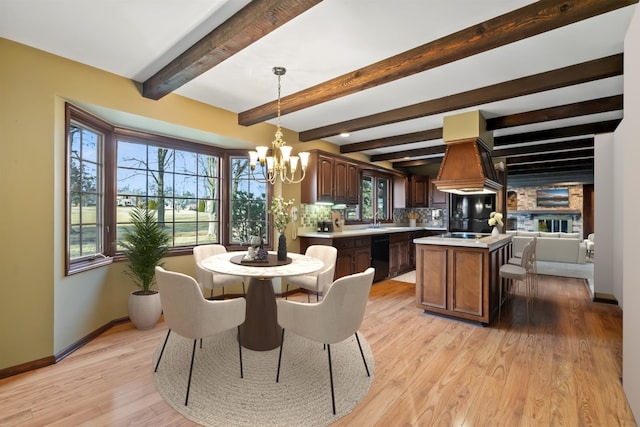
[
  {"left": 622, "top": 5, "right": 640, "bottom": 417},
  {"left": 594, "top": 133, "right": 615, "bottom": 298}
]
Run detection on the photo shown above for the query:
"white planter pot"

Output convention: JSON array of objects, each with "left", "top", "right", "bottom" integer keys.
[{"left": 128, "top": 291, "right": 162, "bottom": 330}]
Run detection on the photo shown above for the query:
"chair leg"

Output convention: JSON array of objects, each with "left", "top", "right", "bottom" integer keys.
[
  {"left": 285, "top": 284, "right": 289, "bottom": 300},
  {"left": 354, "top": 332, "right": 370, "bottom": 377},
  {"left": 154, "top": 330, "right": 172, "bottom": 372},
  {"left": 276, "top": 328, "right": 286, "bottom": 382},
  {"left": 327, "top": 343, "right": 336, "bottom": 415},
  {"left": 242, "top": 281, "right": 246, "bottom": 295},
  {"left": 185, "top": 339, "right": 197, "bottom": 406},
  {"left": 307, "top": 293, "right": 311, "bottom": 303},
  {"left": 316, "top": 291, "right": 320, "bottom": 302},
  {"left": 237, "top": 326, "right": 243, "bottom": 379}
]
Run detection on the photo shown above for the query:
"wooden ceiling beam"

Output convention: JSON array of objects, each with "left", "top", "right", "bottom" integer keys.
[
  {"left": 340, "top": 129, "right": 443, "bottom": 154},
  {"left": 300, "top": 54, "right": 623, "bottom": 141},
  {"left": 389, "top": 137, "right": 595, "bottom": 168},
  {"left": 494, "top": 119, "right": 621, "bottom": 145},
  {"left": 486, "top": 94, "right": 623, "bottom": 130},
  {"left": 142, "top": 0, "right": 322, "bottom": 100},
  {"left": 508, "top": 159, "right": 594, "bottom": 174},
  {"left": 239, "top": 0, "right": 635, "bottom": 126},
  {"left": 506, "top": 149, "right": 594, "bottom": 164},
  {"left": 370, "top": 144, "right": 445, "bottom": 162},
  {"left": 342, "top": 94, "right": 617, "bottom": 155},
  {"left": 492, "top": 138, "right": 594, "bottom": 157},
  {"left": 393, "top": 156, "right": 444, "bottom": 169}
]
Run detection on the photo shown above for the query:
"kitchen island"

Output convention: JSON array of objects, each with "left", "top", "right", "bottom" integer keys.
[{"left": 414, "top": 233, "right": 512, "bottom": 325}]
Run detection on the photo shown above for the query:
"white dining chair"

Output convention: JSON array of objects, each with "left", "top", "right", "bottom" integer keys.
[
  {"left": 276, "top": 267, "right": 375, "bottom": 414},
  {"left": 193, "top": 244, "right": 245, "bottom": 298},
  {"left": 285, "top": 245, "right": 337, "bottom": 302},
  {"left": 153, "top": 266, "right": 246, "bottom": 406}
]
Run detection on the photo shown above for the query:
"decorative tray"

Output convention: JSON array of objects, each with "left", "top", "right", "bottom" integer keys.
[{"left": 230, "top": 254, "right": 292, "bottom": 267}]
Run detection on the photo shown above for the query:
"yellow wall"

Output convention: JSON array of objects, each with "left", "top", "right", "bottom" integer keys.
[{"left": 0, "top": 38, "right": 320, "bottom": 370}]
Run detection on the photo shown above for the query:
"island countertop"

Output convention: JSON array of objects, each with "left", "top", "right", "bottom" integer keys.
[
  {"left": 298, "top": 225, "right": 446, "bottom": 239},
  {"left": 413, "top": 233, "right": 512, "bottom": 249}
]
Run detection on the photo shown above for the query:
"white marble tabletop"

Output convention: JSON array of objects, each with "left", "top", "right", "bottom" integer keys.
[{"left": 202, "top": 251, "right": 324, "bottom": 278}]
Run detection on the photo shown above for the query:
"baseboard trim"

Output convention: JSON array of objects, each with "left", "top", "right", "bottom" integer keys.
[
  {"left": 0, "top": 316, "right": 130, "bottom": 380},
  {"left": 593, "top": 292, "right": 618, "bottom": 305}
]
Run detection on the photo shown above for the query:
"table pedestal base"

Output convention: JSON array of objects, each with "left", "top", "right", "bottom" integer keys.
[{"left": 239, "top": 277, "right": 282, "bottom": 351}]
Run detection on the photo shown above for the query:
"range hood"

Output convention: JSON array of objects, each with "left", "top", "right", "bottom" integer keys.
[{"left": 434, "top": 111, "right": 502, "bottom": 195}]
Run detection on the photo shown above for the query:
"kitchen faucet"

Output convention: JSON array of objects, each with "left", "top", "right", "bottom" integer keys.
[{"left": 373, "top": 211, "right": 380, "bottom": 228}]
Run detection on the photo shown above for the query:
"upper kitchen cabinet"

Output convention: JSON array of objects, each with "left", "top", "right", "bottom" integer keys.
[
  {"left": 393, "top": 173, "right": 410, "bottom": 209},
  {"left": 410, "top": 175, "right": 429, "bottom": 207},
  {"left": 300, "top": 151, "right": 333, "bottom": 204},
  {"left": 429, "top": 176, "right": 448, "bottom": 208},
  {"left": 334, "top": 158, "right": 359, "bottom": 204},
  {"left": 301, "top": 150, "right": 359, "bottom": 204}
]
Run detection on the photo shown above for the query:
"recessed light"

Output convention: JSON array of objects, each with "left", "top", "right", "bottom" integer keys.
[{"left": 339, "top": 132, "right": 350, "bottom": 137}]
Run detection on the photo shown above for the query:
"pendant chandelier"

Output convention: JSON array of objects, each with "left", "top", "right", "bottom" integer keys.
[{"left": 249, "top": 67, "right": 309, "bottom": 185}]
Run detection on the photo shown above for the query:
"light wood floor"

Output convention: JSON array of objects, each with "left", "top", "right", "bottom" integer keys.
[{"left": 0, "top": 275, "right": 636, "bottom": 426}]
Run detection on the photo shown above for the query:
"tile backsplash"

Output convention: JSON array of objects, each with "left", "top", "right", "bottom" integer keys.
[{"left": 298, "top": 204, "right": 447, "bottom": 229}]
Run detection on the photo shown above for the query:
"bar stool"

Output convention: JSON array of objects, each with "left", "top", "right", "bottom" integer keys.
[{"left": 498, "top": 241, "right": 533, "bottom": 325}]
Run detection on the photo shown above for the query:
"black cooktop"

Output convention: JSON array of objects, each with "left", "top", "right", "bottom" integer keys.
[{"left": 439, "top": 232, "right": 489, "bottom": 240}]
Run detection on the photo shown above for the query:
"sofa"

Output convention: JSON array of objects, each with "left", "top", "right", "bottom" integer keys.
[{"left": 506, "top": 231, "right": 587, "bottom": 264}]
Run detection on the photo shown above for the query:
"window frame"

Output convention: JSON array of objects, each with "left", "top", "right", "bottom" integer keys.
[{"left": 65, "top": 103, "right": 271, "bottom": 275}]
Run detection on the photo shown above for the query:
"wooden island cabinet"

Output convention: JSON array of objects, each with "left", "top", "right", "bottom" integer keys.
[{"left": 414, "top": 234, "right": 512, "bottom": 325}]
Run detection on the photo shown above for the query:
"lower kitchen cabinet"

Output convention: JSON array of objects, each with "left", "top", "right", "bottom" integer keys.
[
  {"left": 389, "top": 232, "right": 411, "bottom": 276},
  {"left": 299, "top": 236, "right": 371, "bottom": 280}
]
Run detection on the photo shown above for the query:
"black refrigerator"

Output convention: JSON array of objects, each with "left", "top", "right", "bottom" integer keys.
[{"left": 449, "top": 194, "right": 496, "bottom": 233}]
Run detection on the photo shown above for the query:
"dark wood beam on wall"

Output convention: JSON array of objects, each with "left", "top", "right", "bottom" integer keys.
[
  {"left": 142, "top": 0, "right": 322, "bottom": 100},
  {"left": 239, "top": 0, "right": 636, "bottom": 126},
  {"left": 299, "top": 54, "right": 623, "bottom": 141}
]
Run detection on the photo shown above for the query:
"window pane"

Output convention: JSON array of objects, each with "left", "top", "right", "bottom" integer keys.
[
  {"left": 116, "top": 139, "right": 222, "bottom": 249},
  {"left": 117, "top": 141, "right": 147, "bottom": 168},
  {"left": 362, "top": 175, "right": 373, "bottom": 220},
  {"left": 230, "top": 156, "right": 267, "bottom": 245},
  {"left": 68, "top": 121, "right": 103, "bottom": 263}
]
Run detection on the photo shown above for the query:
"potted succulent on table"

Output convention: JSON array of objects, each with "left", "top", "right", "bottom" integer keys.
[{"left": 119, "top": 207, "right": 170, "bottom": 329}]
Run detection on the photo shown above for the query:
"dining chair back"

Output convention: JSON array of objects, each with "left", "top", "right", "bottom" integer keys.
[
  {"left": 193, "top": 244, "right": 245, "bottom": 298},
  {"left": 285, "top": 245, "right": 337, "bottom": 301},
  {"left": 276, "top": 267, "right": 375, "bottom": 414},
  {"left": 153, "top": 266, "right": 246, "bottom": 406}
]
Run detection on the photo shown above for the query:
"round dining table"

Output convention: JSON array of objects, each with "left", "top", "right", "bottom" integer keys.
[{"left": 202, "top": 251, "right": 324, "bottom": 351}]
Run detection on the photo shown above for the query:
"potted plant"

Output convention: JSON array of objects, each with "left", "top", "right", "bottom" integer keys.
[{"left": 119, "top": 207, "right": 170, "bottom": 329}]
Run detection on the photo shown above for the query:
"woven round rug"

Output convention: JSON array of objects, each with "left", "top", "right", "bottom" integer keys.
[{"left": 152, "top": 328, "right": 374, "bottom": 426}]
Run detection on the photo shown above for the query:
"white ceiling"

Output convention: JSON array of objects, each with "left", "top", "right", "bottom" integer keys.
[{"left": 1, "top": 0, "right": 636, "bottom": 184}]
